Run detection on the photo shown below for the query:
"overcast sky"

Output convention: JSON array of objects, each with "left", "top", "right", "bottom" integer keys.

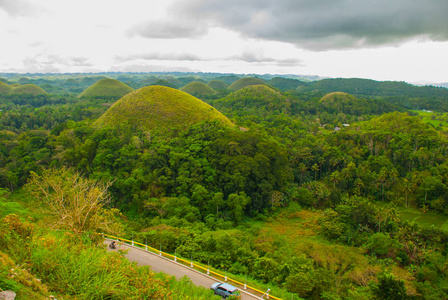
[{"left": 1, "top": 0, "right": 448, "bottom": 83}]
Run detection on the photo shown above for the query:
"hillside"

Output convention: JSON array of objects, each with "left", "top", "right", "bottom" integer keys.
[
  {"left": 94, "top": 85, "right": 233, "bottom": 131},
  {"left": 207, "top": 80, "right": 228, "bottom": 90},
  {"left": 318, "top": 91, "right": 402, "bottom": 116},
  {"left": 0, "top": 81, "right": 13, "bottom": 94},
  {"left": 78, "top": 78, "right": 134, "bottom": 99},
  {"left": 268, "top": 77, "right": 307, "bottom": 91},
  {"left": 212, "top": 75, "right": 240, "bottom": 85},
  {"left": 228, "top": 77, "right": 266, "bottom": 91},
  {"left": 10, "top": 84, "right": 49, "bottom": 96},
  {"left": 216, "top": 85, "right": 288, "bottom": 112},
  {"left": 150, "top": 79, "right": 178, "bottom": 89},
  {"left": 180, "top": 81, "right": 217, "bottom": 97}
]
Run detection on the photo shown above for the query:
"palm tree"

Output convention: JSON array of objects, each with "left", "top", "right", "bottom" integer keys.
[
  {"left": 330, "top": 170, "right": 340, "bottom": 189},
  {"left": 401, "top": 178, "right": 412, "bottom": 208},
  {"left": 298, "top": 163, "right": 307, "bottom": 184},
  {"left": 311, "top": 163, "right": 319, "bottom": 181},
  {"left": 377, "top": 168, "right": 388, "bottom": 202}
]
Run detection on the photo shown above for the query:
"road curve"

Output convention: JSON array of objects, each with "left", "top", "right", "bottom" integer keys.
[{"left": 104, "top": 239, "right": 262, "bottom": 300}]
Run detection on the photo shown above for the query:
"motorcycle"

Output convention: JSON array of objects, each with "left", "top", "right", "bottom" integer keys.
[{"left": 109, "top": 241, "right": 117, "bottom": 249}]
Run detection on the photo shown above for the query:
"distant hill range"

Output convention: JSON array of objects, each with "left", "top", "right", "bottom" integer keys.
[{"left": 307, "top": 78, "right": 448, "bottom": 99}]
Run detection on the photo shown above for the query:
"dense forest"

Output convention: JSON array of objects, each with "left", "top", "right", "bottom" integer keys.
[{"left": 2, "top": 72, "right": 448, "bottom": 299}]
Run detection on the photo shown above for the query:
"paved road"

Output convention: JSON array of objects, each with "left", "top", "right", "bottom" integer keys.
[{"left": 105, "top": 239, "right": 262, "bottom": 300}]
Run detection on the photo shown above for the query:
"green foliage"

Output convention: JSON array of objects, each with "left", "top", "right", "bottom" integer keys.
[
  {"left": 370, "top": 272, "right": 409, "bottom": 299},
  {"left": 365, "top": 233, "right": 399, "bottom": 257},
  {"left": 0, "top": 188, "right": 29, "bottom": 218}
]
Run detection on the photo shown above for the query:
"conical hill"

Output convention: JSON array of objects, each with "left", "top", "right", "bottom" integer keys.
[
  {"left": 78, "top": 78, "right": 134, "bottom": 99},
  {"left": 181, "top": 82, "right": 217, "bottom": 97},
  {"left": 228, "top": 77, "right": 265, "bottom": 91},
  {"left": 94, "top": 85, "right": 233, "bottom": 131}
]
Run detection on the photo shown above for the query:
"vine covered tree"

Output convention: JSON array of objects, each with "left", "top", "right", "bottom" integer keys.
[{"left": 26, "top": 167, "right": 121, "bottom": 234}]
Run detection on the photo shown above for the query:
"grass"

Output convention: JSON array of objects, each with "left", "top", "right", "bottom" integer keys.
[
  {"left": 94, "top": 85, "right": 234, "bottom": 131},
  {"left": 398, "top": 205, "right": 448, "bottom": 231},
  {"left": 228, "top": 77, "right": 266, "bottom": 91},
  {"left": 180, "top": 82, "right": 217, "bottom": 96},
  {"left": 78, "top": 78, "right": 134, "bottom": 98},
  {"left": 1, "top": 193, "right": 220, "bottom": 300},
  {"left": 415, "top": 110, "right": 448, "bottom": 132}
]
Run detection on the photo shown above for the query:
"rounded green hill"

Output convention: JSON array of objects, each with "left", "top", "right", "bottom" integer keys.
[
  {"left": 11, "top": 84, "right": 48, "bottom": 96},
  {"left": 94, "top": 85, "right": 233, "bottom": 131},
  {"left": 180, "top": 82, "right": 217, "bottom": 97},
  {"left": 320, "top": 92, "right": 357, "bottom": 104},
  {"left": 228, "top": 77, "right": 265, "bottom": 91},
  {"left": 207, "top": 80, "right": 228, "bottom": 90},
  {"left": 78, "top": 78, "right": 134, "bottom": 99},
  {"left": 217, "top": 85, "right": 289, "bottom": 112}
]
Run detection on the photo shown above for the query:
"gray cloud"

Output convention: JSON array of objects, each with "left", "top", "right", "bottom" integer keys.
[
  {"left": 234, "top": 51, "right": 303, "bottom": 66},
  {"left": 129, "top": 21, "right": 208, "bottom": 39},
  {"left": 22, "top": 54, "right": 92, "bottom": 73},
  {"left": 0, "top": 0, "right": 38, "bottom": 16},
  {"left": 116, "top": 51, "right": 302, "bottom": 67},
  {"left": 134, "top": 0, "right": 448, "bottom": 50},
  {"left": 117, "top": 52, "right": 203, "bottom": 62},
  {"left": 113, "top": 64, "right": 194, "bottom": 73}
]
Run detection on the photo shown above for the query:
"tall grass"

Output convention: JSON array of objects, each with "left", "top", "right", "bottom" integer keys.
[{"left": 0, "top": 214, "right": 219, "bottom": 299}]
